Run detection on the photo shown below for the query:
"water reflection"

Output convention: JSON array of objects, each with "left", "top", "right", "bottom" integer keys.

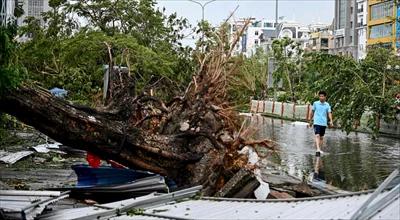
[
  {"left": 250, "top": 115, "right": 400, "bottom": 191},
  {"left": 312, "top": 156, "right": 325, "bottom": 183}
]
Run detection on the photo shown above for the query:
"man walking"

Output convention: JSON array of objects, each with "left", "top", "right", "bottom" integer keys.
[{"left": 308, "top": 91, "right": 333, "bottom": 156}]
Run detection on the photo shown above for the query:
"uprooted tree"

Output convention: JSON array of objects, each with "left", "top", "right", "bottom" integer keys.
[{"left": 0, "top": 19, "right": 275, "bottom": 195}]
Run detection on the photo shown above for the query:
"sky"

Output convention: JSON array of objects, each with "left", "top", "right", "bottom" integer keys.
[{"left": 156, "top": 0, "right": 335, "bottom": 26}]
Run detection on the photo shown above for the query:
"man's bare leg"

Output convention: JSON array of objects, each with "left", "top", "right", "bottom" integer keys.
[
  {"left": 319, "top": 136, "right": 324, "bottom": 151},
  {"left": 315, "top": 135, "right": 321, "bottom": 152}
]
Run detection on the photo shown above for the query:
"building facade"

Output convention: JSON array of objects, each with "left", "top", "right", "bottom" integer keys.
[
  {"left": 229, "top": 18, "right": 255, "bottom": 55},
  {"left": 356, "top": 0, "right": 368, "bottom": 60},
  {"left": 0, "top": 0, "right": 49, "bottom": 26},
  {"left": 332, "top": 0, "right": 359, "bottom": 58},
  {"left": 229, "top": 18, "right": 281, "bottom": 56},
  {"left": 366, "top": 0, "right": 396, "bottom": 49},
  {"left": 245, "top": 19, "right": 278, "bottom": 56},
  {"left": 307, "top": 29, "right": 332, "bottom": 53},
  {"left": 17, "top": 0, "right": 49, "bottom": 26}
]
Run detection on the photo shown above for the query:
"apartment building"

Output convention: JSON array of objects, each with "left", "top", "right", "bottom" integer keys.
[
  {"left": 331, "top": 0, "right": 359, "bottom": 58},
  {"left": 367, "top": 0, "right": 397, "bottom": 50}
]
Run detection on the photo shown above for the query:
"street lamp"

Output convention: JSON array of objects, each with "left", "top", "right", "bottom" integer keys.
[
  {"left": 187, "top": 0, "right": 217, "bottom": 22},
  {"left": 187, "top": 0, "right": 217, "bottom": 51}
]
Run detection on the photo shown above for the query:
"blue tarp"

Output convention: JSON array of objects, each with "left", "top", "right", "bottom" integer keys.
[
  {"left": 49, "top": 87, "right": 68, "bottom": 98},
  {"left": 72, "top": 164, "right": 155, "bottom": 187}
]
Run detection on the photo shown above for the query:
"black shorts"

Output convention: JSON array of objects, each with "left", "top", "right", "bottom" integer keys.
[{"left": 314, "top": 125, "right": 326, "bottom": 136}]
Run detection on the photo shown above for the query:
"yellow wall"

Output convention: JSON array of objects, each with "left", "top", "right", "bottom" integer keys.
[{"left": 367, "top": 0, "right": 397, "bottom": 48}]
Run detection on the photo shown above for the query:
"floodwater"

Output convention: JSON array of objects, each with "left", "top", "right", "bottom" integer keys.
[{"left": 250, "top": 116, "right": 400, "bottom": 192}]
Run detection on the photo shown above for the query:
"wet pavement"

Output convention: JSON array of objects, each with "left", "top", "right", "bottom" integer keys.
[{"left": 250, "top": 115, "right": 400, "bottom": 192}]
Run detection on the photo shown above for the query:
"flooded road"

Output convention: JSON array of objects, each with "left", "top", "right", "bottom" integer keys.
[{"left": 250, "top": 116, "right": 400, "bottom": 191}]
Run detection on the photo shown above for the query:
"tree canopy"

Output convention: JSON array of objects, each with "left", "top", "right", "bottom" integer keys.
[{"left": 13, "top": 0, "right": 194, "bottom": 104}]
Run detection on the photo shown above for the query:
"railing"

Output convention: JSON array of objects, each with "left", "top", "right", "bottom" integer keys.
[{"left": 334, "top": 29, "right": 345, "bottom": 37}]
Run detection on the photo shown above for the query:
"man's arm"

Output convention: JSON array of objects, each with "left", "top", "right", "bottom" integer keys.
[
  {"left": 308, "top": 108, "right": 314, "bottom": 127},
  {"left": 328, "top": 112, "right": 333, "bottom": 127}
]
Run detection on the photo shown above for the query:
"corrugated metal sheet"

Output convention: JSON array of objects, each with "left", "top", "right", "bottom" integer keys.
[
  {"left": 0, "top": 150, "right": 34, "bottom": 164},
  {"left": 0, "top": 168, "right": 77, "bottom": 190},
  {"left": 37, "top": 186, "right": 398, "bottom": 220},
  {"left": 111, "top": 215, "right": 169, "bottom": 220},
  {"left": 0, "top": 190, "right": 68, "bottom": 220},
  {"left": 371, "top": 196, "right": 400, "bottom": 220},
  {"left": 115, "top": 188, "right": 399, "bottom": 220},
  {"left": 39, "top": 186, "right": 202, "bottom": 220}
]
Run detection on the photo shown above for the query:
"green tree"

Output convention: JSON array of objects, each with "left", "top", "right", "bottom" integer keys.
[
  {"left": 0, "top": 24, "right": 26, "bottom": 94},
  {"left": 302, "top": 48, "right": 400, "bottom": 135},
  {"left": 228, "top": 48, "right": 270, "bottom": 109},
  {"left": 15, "top": 0, "right": 194, "bottom": 104},
  {"left": 271, "top": 37, "right": 304, "bottom": 102}
]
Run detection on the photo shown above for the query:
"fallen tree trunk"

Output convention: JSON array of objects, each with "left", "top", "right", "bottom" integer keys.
[
  {"left": 0, "top": 19, "right": 275, "bottom": 195},
  {"left": 0, "top": 84, "right": 228, "bottom": 193}
]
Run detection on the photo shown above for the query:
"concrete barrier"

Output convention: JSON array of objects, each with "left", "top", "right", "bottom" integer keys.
[
  {"left": 250, "top": 100, "right": 400, "bottom": 136},
  {"left": 252, "top": 100, "right": 309, "bottom": 120}
]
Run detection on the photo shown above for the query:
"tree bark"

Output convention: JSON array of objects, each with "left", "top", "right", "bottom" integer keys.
[
  {"left": 0, "top": 20, "right": 274, "bottom": 196},
  {"left": 0, "top": 84, "right": 240, "bottom": 195}
]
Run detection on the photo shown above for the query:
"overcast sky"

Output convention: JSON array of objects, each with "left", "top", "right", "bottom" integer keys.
[
  {"left": 156, "top": 0, "right": 334, "bottom": 45},
  {"left": 156, "top": 0, "right": 334, "bottom": 25}
]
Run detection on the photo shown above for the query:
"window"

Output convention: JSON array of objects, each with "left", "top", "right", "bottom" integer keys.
[
  {"left": 370, "top": 1, "right": 394, "bottom": 20},
  {"left": 254, "top": 39, "right": 259, "bottom": 44},
  {"left": 350, "top": 36, "right": 353, "bottom": 43},
  {"left": 350, "top": 7, "right": 353, "bottom": 14},
  {"left": 350, "top": 21, "right": 353, "bottom": 28},
  {"left": 339, "top": 0, "right": 346, "bottom": 29},
  {"left": 252, "top": 21, "right": 262, "bottom": 27},
  {"left": 358, "top": 4, "right": 364, "bottom": 13},
  {"left": 369, "top": 23, "right": 392, "bottom": 39},
  {"left": 28, "top": 0, "right": 44, "bottom": 17},
  {"left": 255, "top": 31, "right": 259, "bottom": 36},
  {"left": 264, "top": 22, "right": 273, "bottom": 28},
  {"left": 321, "top": 38, "right": 329, "bottom": 47},
  {"left": 313, "top": 39, "right": 317, "bottom": 46},
  {"left": 298, "top": 32, "right": 303, "bottom": 38},
  {"left": 378, "top": 42, "right": 393, "bottom": 49}
]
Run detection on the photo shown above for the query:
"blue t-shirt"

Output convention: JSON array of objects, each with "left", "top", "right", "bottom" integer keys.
[{"left": 312, "top": 101, "right": 331, "bottom": 126}]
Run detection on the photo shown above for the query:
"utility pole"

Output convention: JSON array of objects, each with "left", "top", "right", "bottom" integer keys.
[{"left": 275, "top": 0, "right": 278, "bottom": 27}]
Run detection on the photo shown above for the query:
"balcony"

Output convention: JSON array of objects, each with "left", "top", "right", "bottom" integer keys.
[{"left": 334, "top": 29, "right": 345, "bottom": 37}]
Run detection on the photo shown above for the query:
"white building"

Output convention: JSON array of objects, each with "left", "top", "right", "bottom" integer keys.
[
  {"left": 229, "top": 18, "right": 280, "bottom": 57},
  {"left": 356, "top": 0, "right": 367, "bottom": 60},
  {"left": 245, "top": 19, "right": 278, "bottom": 56},
  {"left": 277, "top": 20, "right": 311, "bottom": 50},
  {"left": 229, "top": 18, "right": 255, "bottom": 55},
  {"left": 17, "top": 0, "right": 49, "bottom": 26},
  {"left": 230, "top": 18, "right": 328, "bottom": 57}
]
